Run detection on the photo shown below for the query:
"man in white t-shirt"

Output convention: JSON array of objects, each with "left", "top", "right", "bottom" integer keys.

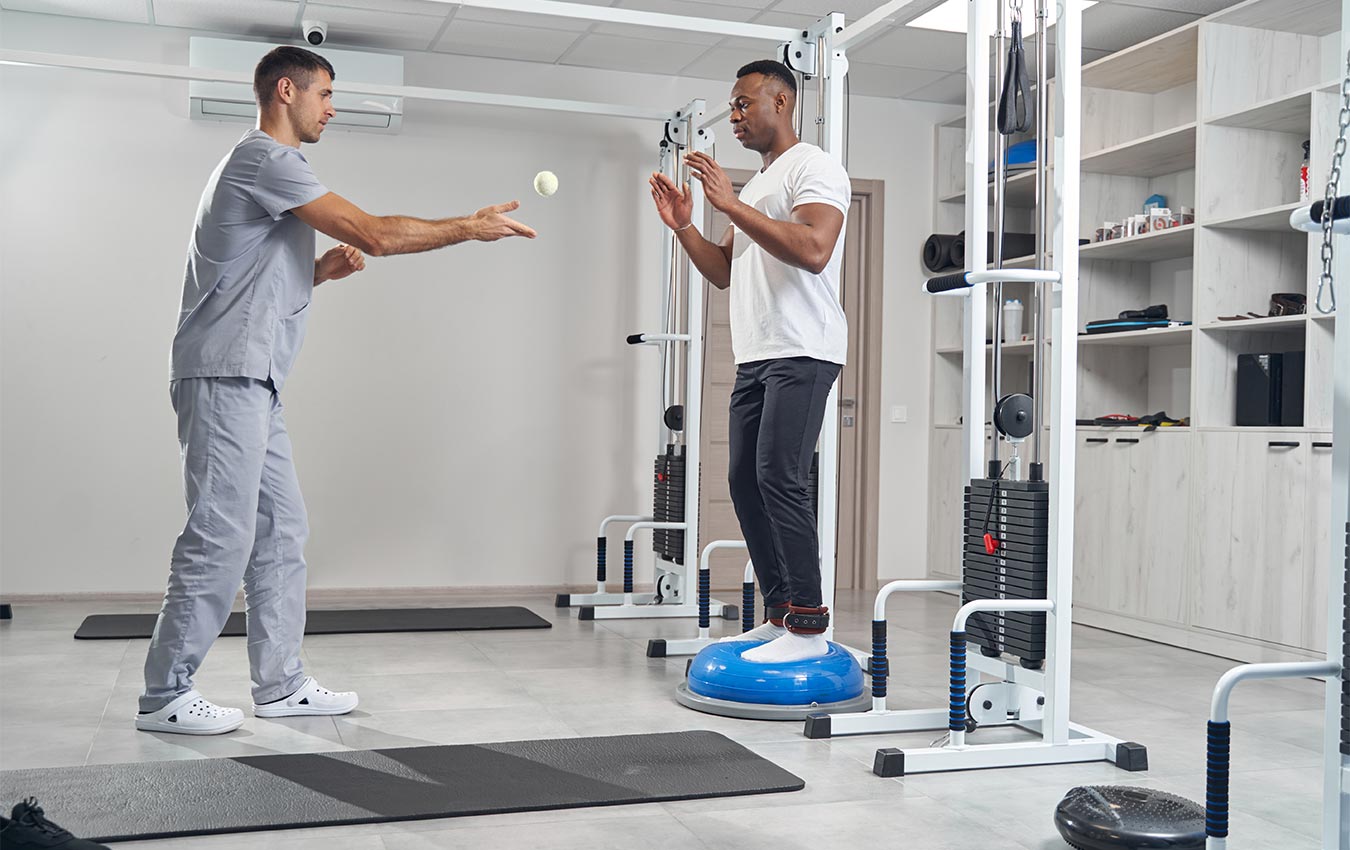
[{"left": 649, "top": 59, "right": 850, "bottom": 664}]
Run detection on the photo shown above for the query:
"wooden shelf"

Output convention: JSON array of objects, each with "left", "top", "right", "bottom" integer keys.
[
  {"left": 1079, "top": 225, "right": 1195, "bottom": 262},
  {"left": 1213, "top": 0, "right": 1340, "bottom": 35},
  {"left": 1198, "top": 314, "right": 1309, "bottom": 331},
  {"left": 1206, "top": 85, "right": 1319, "bottom": 133},
  {"left": 1077, "top": 325, "right": 1193, "bottom": 348},
  {"left": 1081, "top": 23, "right": 1200, "bottom": 94},
  {"left": 939, "top": 169, "right": 1039, "bottom": 206},
  {"left": 1081, "top": 123, "right": 1197, "bottom": 177},
  {"left": 1311, "top": 311, "right": 1337, "bottom": 322},
  {"left": 1204, "top": 201, "right": 1304, "bottom": 231}
]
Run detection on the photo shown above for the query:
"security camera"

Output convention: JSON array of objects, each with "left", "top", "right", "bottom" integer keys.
[{"left": 302, "top": 20, "right": 327, "bottom": 46}]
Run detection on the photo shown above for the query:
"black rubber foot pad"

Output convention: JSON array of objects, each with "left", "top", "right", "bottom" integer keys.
[
  {"left": 74, "top": 607, "right": 551, "bottom": 640},
  {"left": 721, "top": 605, "right": 739, "bottom": 621},
  {"left": 1115, "top": 741, "right": 1149, "bottom": 772},
  {"left": 0, "top": 731, "right": 803, "bottom": 843},
  {"left": 647, "top": 639, "right": 668, "bottom": 658},
  {"left": 554, "top": 594, "right": 571, "bottom": 608},
  {"left": 578, "top": 606, "right": 596, "bottom": 621},
  {"left": 803, "top": 714, "right": 832, "bottom": 739},
  {"left": 873, "top": 748, "right": 905, "bottom": 777}
]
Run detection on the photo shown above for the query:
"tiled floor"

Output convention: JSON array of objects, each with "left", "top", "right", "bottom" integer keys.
[{"left": 0, "top": 590, "right": 1330, "bottom": 848}]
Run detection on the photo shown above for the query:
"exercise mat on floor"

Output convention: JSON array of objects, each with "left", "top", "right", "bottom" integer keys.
[
  {"left": 0, "top": 731, "right": 804, "bottom": 842},
  {"left": 73, "top": 607, "right": 551, "bottom": 640}
]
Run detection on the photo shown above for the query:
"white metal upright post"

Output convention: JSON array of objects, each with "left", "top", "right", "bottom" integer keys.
[
  {"left": 1044, "top": 0, "right": 1082, "bottom": 749},
  {"left": 817, "top": 10, "right": 848, "bottom": 636},
  {"left": 681, "top": 103, "right": 709, "bottom": 589},
  {"left": 964, "top": 0, "right": 991, "bottom": 487}
]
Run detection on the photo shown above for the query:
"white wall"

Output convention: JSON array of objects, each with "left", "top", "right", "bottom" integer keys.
[{"left": 0, "top": 10, "right": 947, "bottom": 595}]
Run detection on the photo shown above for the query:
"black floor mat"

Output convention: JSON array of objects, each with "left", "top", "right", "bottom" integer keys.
[
  {"left": 0, "top": 731, "right": 803, "bottom": 842},
  {"left": 74, "top": 607, "right": 551, "bottom": 640}
]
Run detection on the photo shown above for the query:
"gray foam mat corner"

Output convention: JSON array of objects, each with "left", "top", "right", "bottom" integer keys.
[
  {"left": 0, "top": 731, "right": 803, "bottom": 842},
  {"left": 73, "top": 606, "right": 551, "bottom": 640}
]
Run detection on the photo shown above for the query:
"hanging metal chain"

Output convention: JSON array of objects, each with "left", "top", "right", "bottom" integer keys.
[
  {"left": 1010, "top": 0, "right": 1022, "bottom": 25},
  {"left": 1317, "top": 49, "right": 1350, "bottom": 314}
]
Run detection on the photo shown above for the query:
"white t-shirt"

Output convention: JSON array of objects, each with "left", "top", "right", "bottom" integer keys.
[{"left": 729, "top": 142, "right": 850, "bottom": 366}]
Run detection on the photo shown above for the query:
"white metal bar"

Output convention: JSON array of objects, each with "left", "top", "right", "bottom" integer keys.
[
  {"left": 954, "top": 599, "right": 1053, "bottom": 632},
  {"left": 585, "top": 601, "right": 727, "bottom": 620},
  {"left": 0, "top": 49, "right": 674, "bottom": 122},
  {"left": 873, "top": 580, "right": 964, "bottom": 619},
  {"left": 1323, "top": 11, "right": 1350, "bottom": 842},
  {"left": 825, "top": 708, "right": 953, "bottom": 736},
  {"left": 699, "top": 105, "right": 732, "bottom": 131},
  {"left": 421, "top": 0, "right": 800, "bottom": 42},
  {"left": 631, "top": 333, "right": 691, "bottom": 343},
  {"left": 599, "top": 515, "right": 650, "bottom": 538},
  {"left": 661, "top": 637, "right": 717, "bottom": 655},
  {"left": 817, "top": 13, "right": 848, "bottom": 637},
  {"left": 836, "top": 0, "right": 929, "bottom": 51},
  {"left": 1211, "top": 661, "right": 1339, "bottom": 723},
  {"left": 963, "top": 0, "right": 991, "bottom": 494},
  {"left": 624, "top": 521, "right": 686, "bottom": 540},
  {"left": 681, "top": 105, "right": 709, "bottom": 608},
  {"left": 1046, "top": 0, "right": 1083, "bottom": 751},
  {"left": 891, "top": 736, "right": 1117, "bottom": 774},
  {"left": 567, "top": 591, "right": 658, "bottom": 605}
]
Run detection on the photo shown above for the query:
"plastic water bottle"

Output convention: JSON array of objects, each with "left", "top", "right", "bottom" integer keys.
[{"left": 1002, "top": 299, "right": 1024, "bottom": 343}]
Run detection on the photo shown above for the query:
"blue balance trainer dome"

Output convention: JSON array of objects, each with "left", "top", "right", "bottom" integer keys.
[{"left": 687, "top": 640, "right": 865, "bottom": 706}]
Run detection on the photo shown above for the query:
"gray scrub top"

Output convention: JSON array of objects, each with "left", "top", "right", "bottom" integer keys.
[{"left": 171, "top": 129, "right": 330, "bottom": 389}]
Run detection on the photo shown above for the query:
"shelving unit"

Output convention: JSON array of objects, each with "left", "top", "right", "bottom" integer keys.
[{"left": 926, "top": 0, "right": 1341, "bottom": 663}]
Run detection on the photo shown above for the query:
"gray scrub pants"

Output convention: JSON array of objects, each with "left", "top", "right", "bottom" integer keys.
[{"left": 140, "top": 377, "right": 309, "bottom": 712}]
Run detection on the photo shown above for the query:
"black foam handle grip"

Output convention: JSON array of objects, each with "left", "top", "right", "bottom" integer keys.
[
  {"left": 925, "top": 272, "right": 971, "bottom": 293},
  {"left": 626, "top": 334, "right": 645, "bottom": 345},
  {"left": 1310, "top": 196, "right": 1350, "bottom": 222}
]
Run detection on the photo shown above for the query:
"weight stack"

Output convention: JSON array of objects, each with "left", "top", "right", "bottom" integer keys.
[
  {"left": 962, "top": 478, "right": 1050, "bottom": 664},
  {"left": 1341, "top": 522, "right": 1349, "bottom": 756},
  {"left": 653, "top": 445, "right": 687, "bottom": 565}
]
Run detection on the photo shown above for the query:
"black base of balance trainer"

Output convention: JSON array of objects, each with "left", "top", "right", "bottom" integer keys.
[
  {"left": 73, "top": 607, "right": 551, "bottom": 640},
  {"left": 1054, "top": 785, "right": 1203, "bottom": 850},
  {"left": 0, "top": 731, "right": 801, "bottom": 842}
]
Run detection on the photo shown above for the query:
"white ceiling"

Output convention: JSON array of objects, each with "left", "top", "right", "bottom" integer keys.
[{"left": 0, "top": 0, "right": 1248, "bottom": 102}]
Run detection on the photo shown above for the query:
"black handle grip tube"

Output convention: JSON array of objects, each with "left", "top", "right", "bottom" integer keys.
[
  {"left": 596, "top": 536, "right": 607, "bottom": 583},
  {"left": 1206, "top": 721, "right": 1231, "bottom": 839},
  {"left": 872, "top": 620, "right": 889, "bottom": 700},
  {"left": 1310, "top": 195, "right": 1350, "bottom": 222},
  {"left": 926, "top": 272, "right": 972, "bottom": 294},
  {"left": 623, "top": 540, "right": 634, "bottom": 594},
  {"left": 626, "top": 334, "right": 644, "bottom": 345},
  {"left": 698, "top": 567, "right": 711, "bottom": 630},
  {"left": 949, "top": 631, "right": 968, "bottom": 732},
  {"left": 742, "top": 583, "right": 756, "bottom": 633}
]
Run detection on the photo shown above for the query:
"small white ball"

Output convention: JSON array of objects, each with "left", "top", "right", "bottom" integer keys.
[{"left": 533, "top": 170, "right": 559, "bottom": 197}]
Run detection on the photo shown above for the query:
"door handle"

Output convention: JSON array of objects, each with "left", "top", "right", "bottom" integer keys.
[
  {"left": 1313, "top": 442, "right": 1333, "bottom": 449},
  {"left": 1115, "top": 438, "right": 1139, "bottom": 444},
  {"left": 1268, "top": 441, "right": 1300, "bottom": 449},
  {"left": 1085, "top": 438, "right": 1108, "bottom": 444},
  {"left": 840, "top": 398, "right": 857, "bottom": 409}
]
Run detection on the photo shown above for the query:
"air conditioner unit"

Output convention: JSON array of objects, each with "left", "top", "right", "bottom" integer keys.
[{"left": 189, "top": 37, "right": 403, "bottom": 132}]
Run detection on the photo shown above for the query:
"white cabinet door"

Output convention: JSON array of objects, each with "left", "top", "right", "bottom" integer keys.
[
  {"left": 928, "top": 428, "right": 964, "bottom": 578},
  {"left": 1304, "top": 434, "right": 1335, "bottom": 652},
  {"left": 1117, "top": 432, "right": 1191, "bottom": 624},
  {"left": 1191, "top": 431, "right": 1307, "bottom": 646},
  {"left": 1073, "top": 433, "right": 1118, "bottom": 610}
]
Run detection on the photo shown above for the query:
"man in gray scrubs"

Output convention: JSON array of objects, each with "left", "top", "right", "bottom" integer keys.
[{"left": 139, "top": 46, "right": 536, "bottom": 735}]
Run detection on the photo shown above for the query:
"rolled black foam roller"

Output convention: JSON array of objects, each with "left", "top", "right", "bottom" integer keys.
[{"left": 923, "top": 234, "right": 961, "bottom": 273}]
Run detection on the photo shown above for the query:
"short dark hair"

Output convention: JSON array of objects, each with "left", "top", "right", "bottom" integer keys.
[
  {"left": 736, "top": 59, "right": 797, "bottom": 95},
  {"left": 254, "top": 46, "right": 336, "bottom": 107}
]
